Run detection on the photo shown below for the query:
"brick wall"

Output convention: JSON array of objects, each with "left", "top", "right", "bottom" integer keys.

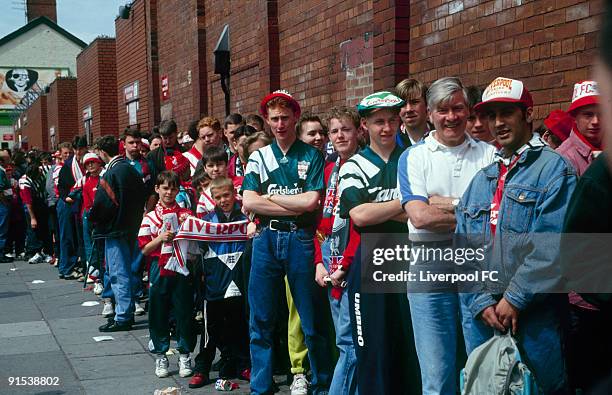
[
  {"left": 19, "top": 95, "right": 48, "bottom": 150},
  {"left": 115, "top": 0, "right": 159, "bottom": 133},
  {"left": 47, "top": 77, "right": 79, "bottom": 145},
  {"left": 203, "top": 0, "right": 269, "bottom": 119},
  {"left": 157, "top": 0, "right": 207, "bottom": 131},
  {"left": 278, "top": 0, "right": 373, "bottom": 114},
  {"left": 77, "top": 38, "right": 118, "bottom": 139},
  {"left": 408, "top": 0, "right": 603, "bottom": 121},
  {"left": 27, "top": 0, "right": 57, "bottom": 23}
]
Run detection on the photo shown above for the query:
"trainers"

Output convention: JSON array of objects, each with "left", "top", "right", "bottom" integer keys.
[
  {"left": 5, "top": 252, "right": 15, "bottom": 258},
  {"left": 93, "top": 283, "right": 104, "bottom": 295},
  {"left": 290, "top": 373, "right": 309, "bottom": 395},
  {"left": 28, "top": 252, "right": 44, "bottom": 264},
  {"left": 43, "top": 254, "right": 53, "bottom": 264},
  {"left": 86, "top": 275, "right": 96, "bottom": 284},
  {"left": 0, "top": 254, "right": 13, "bottom": 263},
  {"left": 134, "top": 302, "right": 145, "bottom": 316},
  {"left": 63, "top": 270, "right": 81, "bottom": 280},
  {"left": 195, "top": 310, "right": 203, "bottom": 322},
  {"left": 188, "top": 372, "right": 209, "bottom": 388},
  {"left": 155, "top": 356, "right": 170, "bottom": 378},
  {"left": 101, "top": 300, "right": 114, "bottom": 317},
  {"left": 178, "top": 354, "right": 193, "bottom": 377}
]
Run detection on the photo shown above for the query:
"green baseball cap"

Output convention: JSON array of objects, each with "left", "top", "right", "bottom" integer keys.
[{"left": 356, "top": 91, "right": 405, "bottom": 117}]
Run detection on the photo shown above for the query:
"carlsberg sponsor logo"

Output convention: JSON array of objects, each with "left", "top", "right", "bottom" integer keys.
[{"left": 267, "top": 183, "right": 302, "bottom": 195}]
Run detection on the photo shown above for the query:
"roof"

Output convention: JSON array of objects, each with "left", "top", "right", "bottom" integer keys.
[{"left": 0, "top": 16, "right": 87, "bottom": 49}]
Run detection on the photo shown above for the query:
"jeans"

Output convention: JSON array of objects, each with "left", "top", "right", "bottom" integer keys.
[
  {"left": 0, "top": 202, "right": 9, "bottom": 252},
  {"left": 321, "top": 238, "right": 358, "bottom": 395},
  {"left": 407, "top": 293, "right": 475, "bottom": 395},
  {"left": 249, "top": 227, "right": 331, "bottom": 395},
  {"left": 464, "top": 297, "right": 569, "bottom": 394},
  {"left": 57, "top": 199, "right": 77, "bottom": 275},
  {"left": 82, "top": 211, "right": 93, "bottom": 266},
  {"left": 105, "top": 237, "right": 140, "bottom": 323},
  {"left": 285, "top": 276, "right": 308, "bottom": 375}
]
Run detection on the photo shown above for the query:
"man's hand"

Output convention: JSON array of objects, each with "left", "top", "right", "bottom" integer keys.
[
  {"left": 428, "top": 195, "right": 456, "bottom": 213},
  {"left": 65, "top": 197, "right": 74, "bottom": 204},
  {"left": 480, "top": 306, "right": 505, "bottom": 331},
  {"left": 329, "top": 268, "right": 346, "bottom": 287},
  {"left": 495, "top": 297, "right": 519, "bottom": 334},
  {"left": 315, "top": 263, "right": 329, "bottom": 287},
  {"left": 30, "top": 217, "right": 38, "bottom": 229}
]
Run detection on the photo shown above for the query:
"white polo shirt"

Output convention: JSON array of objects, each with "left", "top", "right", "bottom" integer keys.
[{"left": 397, "top": 131, "right": 496, "bottom": 241}]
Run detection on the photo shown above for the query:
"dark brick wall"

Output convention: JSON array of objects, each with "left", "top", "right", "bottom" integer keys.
[
  {"left": 27, "top": 0, "right": 57, "bottom": 23},
  {"left": 77, "top": 38, "right": 118, "bottom": 139},
  {"left": 115, "top": 0, "right": 159, "bottom": 133},
  {"left": 19, "top": 96, "right": 48, "bottom": 150},
  {"left": 408, "top": 0, "right": 603, "bottom": 120},
  {"left": 157, "top": 0, "right": 207, "bottom": 131},
  {"left": 47, "top": 77, "right": 79, "bottom": 146}
]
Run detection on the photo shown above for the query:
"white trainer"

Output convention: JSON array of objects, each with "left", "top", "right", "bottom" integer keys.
[
  {"left": 93, "top": 283, "right": 104, "bottom": 295},
  {"left": 155, "top": 356, "right": 169, "bottom": 378},
  {"left": 178, "top": 354, "right": 193, "bottom": 377},
  {"left": 28, "top": 252, "right": 44, "bottom": 264},
  {"left": 290, "top": 373, "right": 309, "bottom": 395},
  {"left": 101, "top": 300, "right": 114, "bottom": 317},
  {"left": 134, "top": 302, "right": 145, "bottom": 316}
]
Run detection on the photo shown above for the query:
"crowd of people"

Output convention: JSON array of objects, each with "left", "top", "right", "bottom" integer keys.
[{"left": 3, "top": 17, "right": 612, "bottom": 395}]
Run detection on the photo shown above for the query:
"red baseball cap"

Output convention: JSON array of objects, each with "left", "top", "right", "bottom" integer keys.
[
  {"left": 473, "top": 77, "right": 533, "bottom": 113},
  {"left": 567, "top": 81, "right": 599, "bottom": 115},
  {"left": 259, "top": 90, "right": 301, "bottom": 118},
  {"left": 543, "top": 110, "right": 572, "bottom": 142},
  {"left": 83, "top": 153, "right": 103, "bottom": 166}
]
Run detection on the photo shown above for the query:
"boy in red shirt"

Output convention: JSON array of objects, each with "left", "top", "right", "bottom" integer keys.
[{"left": 139, "top": 171, "right": 196, "bottom": 378}]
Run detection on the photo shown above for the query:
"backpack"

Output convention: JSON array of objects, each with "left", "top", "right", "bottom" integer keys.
[{"left": 460, "top": 331, "right": 540, "bottom": 395}]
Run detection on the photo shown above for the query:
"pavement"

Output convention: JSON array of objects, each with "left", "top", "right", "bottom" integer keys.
[{"left": 0, "top": 258, "right": 293, "bottom": 395}]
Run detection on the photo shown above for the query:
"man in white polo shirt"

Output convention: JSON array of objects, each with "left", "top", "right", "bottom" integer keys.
[{"left": 397, "top": 77, "right": 495, "bottom": 395}]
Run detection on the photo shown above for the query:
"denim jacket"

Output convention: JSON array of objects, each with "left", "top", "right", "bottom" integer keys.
[{"left": 456, "top": 136, "right": 577, "bottom": 317}]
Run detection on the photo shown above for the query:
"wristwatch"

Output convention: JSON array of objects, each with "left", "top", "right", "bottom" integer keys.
[{"left": 451, "top": 198, "right": 460, "bottom": 208}]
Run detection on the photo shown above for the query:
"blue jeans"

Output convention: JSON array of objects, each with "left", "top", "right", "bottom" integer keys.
[
  {"left": 321, "top": 238, "right": 357, "bottom": 395},
  {"left": 83, "top": 211, "right": 93, "bottom": 267},
  {"left": 249, "top": 228, "right": 331, "bottom": 395},
  {"left": 407, "top": 292, "right": 475, "bottom": 395},
  {"left": 464, "top": 297, "right": 568, "bottom": 394},
  {"left": 0, "top": 202, "right": 10, "bottom": 252},
  {"left": 105, "top": 237, "right": 140, "bottom": 323},
  {"left": 57, "top": 199, "right": 77, "bottom": 275}
]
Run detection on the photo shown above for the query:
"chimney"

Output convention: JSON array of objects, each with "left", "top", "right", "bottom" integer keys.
[{"left": 26, "top": 0, "right": 57, "bottom": 23}]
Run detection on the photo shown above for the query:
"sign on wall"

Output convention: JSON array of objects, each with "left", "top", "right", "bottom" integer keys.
[
  {"left": 82, "top": 105, "right": 92, "bottom": 120},
  {"left": 161, "top": 75, "right": 169, "bottom": 100},
  {"left": 0, "top": 67, "right": 69, "bottom": 109},
  {"left": 124, "top": 81, "right": 139, "bottom": 102}
]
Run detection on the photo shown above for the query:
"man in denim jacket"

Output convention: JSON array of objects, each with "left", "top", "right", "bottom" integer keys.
[{"left": 456, "top": 77, "right": 577, "bottom": 394}]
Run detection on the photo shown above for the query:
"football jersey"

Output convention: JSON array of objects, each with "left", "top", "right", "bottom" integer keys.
[
  {"left": 338, "top": 144, "right": 407, "bottom": 233},
  {"left": 183, "top": 146, "right": 202, "bottom": 176},
  {"left": 242, "top": 139, "right": 324, "bottom": 224}
]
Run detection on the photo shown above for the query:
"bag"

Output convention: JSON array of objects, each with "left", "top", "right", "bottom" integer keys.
[{"left": 460, "top": 331, "right": 540, "bottom": 395}]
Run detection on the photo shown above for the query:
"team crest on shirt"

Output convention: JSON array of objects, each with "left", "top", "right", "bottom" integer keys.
[{"left": 297, "top": 161, "right": 310, "bottom": 180}]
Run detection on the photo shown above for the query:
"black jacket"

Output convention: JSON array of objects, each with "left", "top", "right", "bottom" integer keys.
[
  {"left": 57, "top": 156, "right": 77, "bottom": 200},
  {"left": 90, "top": 156, "right": 146, "bottom": 240}
]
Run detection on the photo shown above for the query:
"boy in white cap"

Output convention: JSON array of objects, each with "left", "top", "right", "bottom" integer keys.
[
  {"left": 557, "top": 81, "right": 601, "bottom": 176},
  {"left": 458, "top": 77, "right": 576, "bottom": 394}
]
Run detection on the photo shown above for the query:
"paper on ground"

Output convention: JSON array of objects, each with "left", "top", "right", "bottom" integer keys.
[
  {"left": 9, "top": 268, "right": 16, "bottom": 271},
  {"left": 81, "top": 301, "right": 100, "bottom": 307},
  {"left": 31, "top": 280, "right": 45, "bottom": 284},
  {"left": 93, "top": 336, "right": 114, "bottom": 342}
]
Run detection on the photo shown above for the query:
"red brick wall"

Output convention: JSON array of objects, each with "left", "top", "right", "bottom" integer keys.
[
  {"left": 77, "top": 38, "right": 118, "bottom": 139},
  {"left": 19, "top": 96, "right": 48, "bottom": 150},
  {"left": 408, "top": 0, "right": 603, "bottom": 121},
  {"left": 47, "top": 77, "right": 79, "bottom": 146},
  {"left": 115, "top": 0, "right": 159, "bottom": 133},
  {"left": 203, "top": 0, "right": 269, "bottom": 119},
  {"left": 157, "top": 0, "right": 207, "bottom": 131},
  {"left": 278, "top": 0, "right": 373, "bottom": 113}
]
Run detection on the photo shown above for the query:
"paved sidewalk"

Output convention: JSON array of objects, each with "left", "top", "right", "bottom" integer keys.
[{"left": 0, "top": 259, "right": 292, "bottom": 395}]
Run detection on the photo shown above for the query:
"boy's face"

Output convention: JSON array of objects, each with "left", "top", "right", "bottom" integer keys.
[
  {"left": 85, "top": 161, "right": 102, "bottom": 175},
  {"left": 155, "top": 181, "right": 179, "bottom": 206},
  {"left": 211, "top": 185, "right": 236, "bottom": 212},
  {"left": 204, "top": 160, "right": 227, "bottom": 179}
]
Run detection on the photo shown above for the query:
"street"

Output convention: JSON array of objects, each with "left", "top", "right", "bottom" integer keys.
[{"left": 0, "top": 259, "right": 291, "bottom": 395}]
